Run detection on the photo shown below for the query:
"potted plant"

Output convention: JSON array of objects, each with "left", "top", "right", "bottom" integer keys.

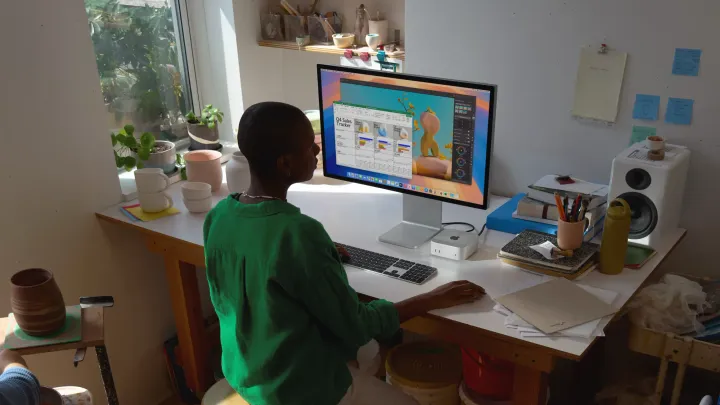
[
  {"left": 186, "top": 104, "right": 224, "bottom": 151},
  {"left": 111, "top": 125, "right": 176, "bottom": 174}
]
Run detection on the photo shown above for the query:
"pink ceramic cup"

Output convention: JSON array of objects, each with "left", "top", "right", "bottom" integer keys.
[{"left": 184, "top": 150, "right": 223, "bottom": 192}]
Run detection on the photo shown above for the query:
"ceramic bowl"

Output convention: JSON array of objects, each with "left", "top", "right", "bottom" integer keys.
[
  {"left": 183, "top": 197, "right": 213, "bottom": 213},
  {"left": 333, "top": 33, "right": 355, "bottom": 49},
  {"left": 182, "top": 182, "right": 212, "bottom": 201},
  {"left": 365, "top": 34, "right": 380, "bottom": 50}
]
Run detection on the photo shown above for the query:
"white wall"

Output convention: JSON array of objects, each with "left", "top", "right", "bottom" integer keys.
[
  {"left": 0, "top": 1, "right": 191, "bottom": 403},
  {"left": 406, "top": 0, "right": 720, "bottom": 275}
]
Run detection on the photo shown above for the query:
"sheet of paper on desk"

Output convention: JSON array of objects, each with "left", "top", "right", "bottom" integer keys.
[
  {"left": 504, "top": 284, "right": 619, "bottom": 339},
  {"left": 571, "top": 47, "right": 627, "bottom": 123},
  {"left": 479, "top": 260, "right": 550, "bottom": 298},
  {"left": 496, "top": 278, "right": 616, "bottom": 334}
]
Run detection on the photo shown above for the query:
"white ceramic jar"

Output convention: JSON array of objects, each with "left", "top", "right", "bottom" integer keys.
[{"left": 226, "top": 151, "right": 251, "bottom": 194}]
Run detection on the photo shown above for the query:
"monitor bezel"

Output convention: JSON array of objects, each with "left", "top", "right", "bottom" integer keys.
[{"left": 316, "top": 64, "right": 496, "bottom": 210}]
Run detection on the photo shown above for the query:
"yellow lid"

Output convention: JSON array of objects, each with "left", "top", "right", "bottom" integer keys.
[
  {"left": 385, "top": 342, "right": 462, "bottom": 388},
  {"left": 606, "top": 198, "right": 631, "bottom": 220}
]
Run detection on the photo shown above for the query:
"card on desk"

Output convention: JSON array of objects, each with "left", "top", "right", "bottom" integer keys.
[{"left": 495, "top": 278, "right": 616, "bottom": 334}]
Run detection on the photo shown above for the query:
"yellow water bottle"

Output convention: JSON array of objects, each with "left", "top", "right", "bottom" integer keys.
[{"left": 599, "top": 198, "right": 631, "bottom": 275}]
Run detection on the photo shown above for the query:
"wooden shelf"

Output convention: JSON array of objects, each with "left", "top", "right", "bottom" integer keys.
[{"left": 257, "top": 40, "right": 405, "bottom": 61}]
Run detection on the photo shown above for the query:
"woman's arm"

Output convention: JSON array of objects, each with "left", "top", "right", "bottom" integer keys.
[{"left": 0, "top": 350, "right": 40, "bottom": 405}]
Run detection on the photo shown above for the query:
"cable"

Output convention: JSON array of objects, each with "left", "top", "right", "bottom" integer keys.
[
  {"left": 441, "top": 222, "right": 487, "bottom": 236},
  {"left": 441, "top": 222, "right": 476, "bottom": 233}
]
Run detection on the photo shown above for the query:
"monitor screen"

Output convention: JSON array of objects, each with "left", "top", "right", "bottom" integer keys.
[{"left": 317, "top": 65, "right": 496, "bottom": 209}]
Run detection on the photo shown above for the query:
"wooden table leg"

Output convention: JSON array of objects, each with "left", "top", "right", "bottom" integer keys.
[
  {"left": 513, "top": 365, "right": 549, "bottom": 405},
  {"left": 164, "top": 257, "right": 209, "bottom": 395}
]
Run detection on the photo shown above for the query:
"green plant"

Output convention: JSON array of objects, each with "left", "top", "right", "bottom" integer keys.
[
  {"left": 110, "top": 124, "right": 155, "bottom": 171},
  {"left": 186, "top": 104, "right": 224, "bottom": 129},
  {"left": 176, "top": 153, "right": 187, "bottom": 180}
]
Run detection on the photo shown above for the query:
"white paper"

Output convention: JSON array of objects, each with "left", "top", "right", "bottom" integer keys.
[
  {"left": 505, "top": 284, "right": 619, "bottom": 339},
  {"left": 532, "top": 174, "right": 608, "bottom": 196},
  {"left": 572, "top": 47, "right": 628, "bottom": 123},
  {"left": 530, "top": 241, "right": 560, "bottom": 260}
]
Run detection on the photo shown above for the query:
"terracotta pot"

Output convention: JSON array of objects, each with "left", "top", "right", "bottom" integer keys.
[
  {"left": 10, "top": 269, "right": 66, "bottom": 336},
  {"left": 185, "top": 150, "right": 223, "bottom": 192}
]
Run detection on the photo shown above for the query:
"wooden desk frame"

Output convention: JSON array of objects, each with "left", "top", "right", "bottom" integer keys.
[{"left": 97, "top": 212, "right": 684, "bottom": 404}]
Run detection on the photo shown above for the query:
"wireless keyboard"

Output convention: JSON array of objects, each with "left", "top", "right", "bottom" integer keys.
[{"left": 335, "top": 243, "right": 437, "bottom": 285}]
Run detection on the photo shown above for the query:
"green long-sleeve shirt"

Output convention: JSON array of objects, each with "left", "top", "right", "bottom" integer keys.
[{"left": 203, "top": 196, "right": 400, "bottom": 405}]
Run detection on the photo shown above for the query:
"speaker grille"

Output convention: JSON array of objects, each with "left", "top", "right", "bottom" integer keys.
[
  {"left": 625, "top": 168, "right": 651, "bottom": 190},
  {"left": 618, "top": 192, "right": 658, "bottom": 239}
]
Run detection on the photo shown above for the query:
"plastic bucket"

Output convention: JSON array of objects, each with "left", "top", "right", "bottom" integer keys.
[
  {"left": 386, "top": 342, "right": 463, "bottom": 405},
  {"left": 459, "top": 382, "right": 512, "bottom": 405},
  {"left": 461, "top": 348, "right": 514, "bottom": 401}
]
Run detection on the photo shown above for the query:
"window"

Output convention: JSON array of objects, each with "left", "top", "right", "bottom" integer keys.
[{"left": 85, "top": 0, "right": 196, "bottom": 145}]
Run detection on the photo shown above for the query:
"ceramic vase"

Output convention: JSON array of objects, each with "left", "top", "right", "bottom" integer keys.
[
  {"left": 10, "top": 268, "right": 66, "bottom": 336},
  {"left": 226, "top": 152, "right": 251, "bottom": 194},
  {"left": 142, "top": 140, "right": 176, "bottom": 175},
  {"left": 185, "top": 150, "right": 223, "bottom": 192}
]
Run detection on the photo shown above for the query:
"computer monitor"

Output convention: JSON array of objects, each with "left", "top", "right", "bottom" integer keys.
[{"left": 317, "top": 64, "right": 497, "bottom": 248}]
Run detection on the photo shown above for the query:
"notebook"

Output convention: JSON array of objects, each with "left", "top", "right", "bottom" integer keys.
[
  {"left": 495, "top": 278, "right": 617, "bottom": 334},
  {"left": 498, "top": 230, "right": 599, "bottom": 273}
]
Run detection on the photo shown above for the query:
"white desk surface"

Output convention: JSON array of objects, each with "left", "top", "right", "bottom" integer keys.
[{"left": 97, "top": 176, "right": 686, "bottom": 359}]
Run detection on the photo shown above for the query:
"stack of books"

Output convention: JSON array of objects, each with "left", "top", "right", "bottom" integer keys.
[
  {"left": 498, "top": 230, "right": 600, "bottom": 280},
  {"left": 512, "top": 175, "right": 609, "bottom": 241}
]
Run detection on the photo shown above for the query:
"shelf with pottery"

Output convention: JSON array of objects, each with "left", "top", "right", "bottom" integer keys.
[{"left": 257, "top": 40, "right": 405, "bottom": 61}]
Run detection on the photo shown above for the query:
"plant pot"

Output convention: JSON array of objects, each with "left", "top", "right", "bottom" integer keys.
[
  {"left": 226, "top": 151, "right": 251, "bottom": 194},
  {"left": 142, "top": 140, "right": 176, "bottom": 174},
  {"left": 187, "top": 122, "right": 222, "bottom": 151},
  {"left": 10, "top": 268, "right": 66, "bottom": 336},
  {"left": 185, "top": 150, "right": 223, "bottom": 191}
]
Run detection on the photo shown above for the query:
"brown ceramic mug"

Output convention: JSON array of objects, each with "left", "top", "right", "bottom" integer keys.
[{"left": 10, "top": 268, "right": 66, "bottom": 336}]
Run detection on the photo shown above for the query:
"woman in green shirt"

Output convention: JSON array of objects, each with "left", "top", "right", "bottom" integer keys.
[{"left": 203, "top": 102, "right": 485, "bottom": 405}]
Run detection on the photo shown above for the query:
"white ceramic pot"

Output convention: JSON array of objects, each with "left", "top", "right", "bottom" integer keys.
[
  {"left": 226, "top": 151, "right": 251, "bottom": 194},
  {"left": 365, "top": 34, "right": 381, "bottom": 50}
]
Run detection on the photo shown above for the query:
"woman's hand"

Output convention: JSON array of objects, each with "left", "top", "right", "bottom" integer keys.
[
  {"left": 423, "top": 280, "right": 486, "bottom": 311},
  {"left": 394, "top": 280, "right": 485, "bottom": 323}
]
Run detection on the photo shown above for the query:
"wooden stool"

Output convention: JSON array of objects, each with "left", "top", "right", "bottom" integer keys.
[{"left": 202, "top": 379, "right": 249, "bottom": 405}]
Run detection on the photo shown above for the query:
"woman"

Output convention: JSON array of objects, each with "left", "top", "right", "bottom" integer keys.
[{"left": 204, "top": 102, "right": 485, "bottom": 405}]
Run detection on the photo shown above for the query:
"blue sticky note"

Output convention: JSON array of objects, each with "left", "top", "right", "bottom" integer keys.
[
  {"left": 630, "top": 126, "right": 656, "bottom": 146},
  {"left": 665, "top": 97, "right": 694, "bottom": 125},
  {"left": 632, "top": 94, "right": 660, "bottom": 121},
  {"left": 672, "top": 48, "right": 702, "bottom": 76}
]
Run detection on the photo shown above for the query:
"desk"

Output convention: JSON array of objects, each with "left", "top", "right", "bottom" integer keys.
[{"left": 96, "top": 179, "right": 685, "bottom": 404}]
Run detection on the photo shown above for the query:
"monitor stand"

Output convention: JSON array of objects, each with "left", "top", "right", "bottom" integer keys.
[{"left": 378, "top": 194, "right": 442, "bottom": 249}]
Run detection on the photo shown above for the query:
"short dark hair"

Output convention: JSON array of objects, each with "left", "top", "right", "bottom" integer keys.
[{"left": 237, "top": 102, "right": 310, "bottom": 175}]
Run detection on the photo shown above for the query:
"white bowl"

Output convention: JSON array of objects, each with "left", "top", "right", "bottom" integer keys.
[
  {"left": 182, "top": 182, "right": 212, "bottom": 201},
  {"left": 183, "top": 197, "right": 212, "bottom": 213},
  {"left": 333, "top": 33, "right": 355, "bottom": 49}
]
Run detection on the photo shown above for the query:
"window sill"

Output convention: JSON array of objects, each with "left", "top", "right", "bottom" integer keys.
[{"left": 119, "top": 142, "right": 239, "bottom": 201}]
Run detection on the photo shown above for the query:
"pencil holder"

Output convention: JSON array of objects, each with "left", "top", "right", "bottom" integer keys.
[
  {"left": 283, "top": 15, "right": 307, "bottom": 40},
  {"left": 308, "top": 15, "right": 342, "bottom": 45},
  {"left": 557, "top": 219, "right": 586, "bottom": 250},
  {"left": 260, "top": 14, "right": 285, "bottom": 40}
]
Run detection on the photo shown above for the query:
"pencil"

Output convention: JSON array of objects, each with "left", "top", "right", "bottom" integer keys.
[
  {"left": 579, "top": 199, "right": 589, "bottom": 221},
  {"left": 555, "top": 193, "right": 567, "bottom": 222},
  {"left": 563, "top": 195, "right": 570, "bottom": 222},
  {"left": 571, "top": 194, "right": 582, "bottom": 221}
]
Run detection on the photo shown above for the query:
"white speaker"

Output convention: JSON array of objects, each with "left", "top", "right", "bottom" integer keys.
[{"left": 608, "top": 143, "right": 690, "bottom": 248}]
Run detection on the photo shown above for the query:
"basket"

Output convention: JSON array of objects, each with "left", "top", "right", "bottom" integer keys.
[
  {"left": 260, "top": 14, "right": 284, "bottom": 40},
  {"left": 308, "top": 15, "right": 342, "bottom": 45},
  {"left": 385, "top": 342, "right": 463, "bottom": 405},
  {"left": 282, "top": 15, "right": 307, "bottom": 40}
]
